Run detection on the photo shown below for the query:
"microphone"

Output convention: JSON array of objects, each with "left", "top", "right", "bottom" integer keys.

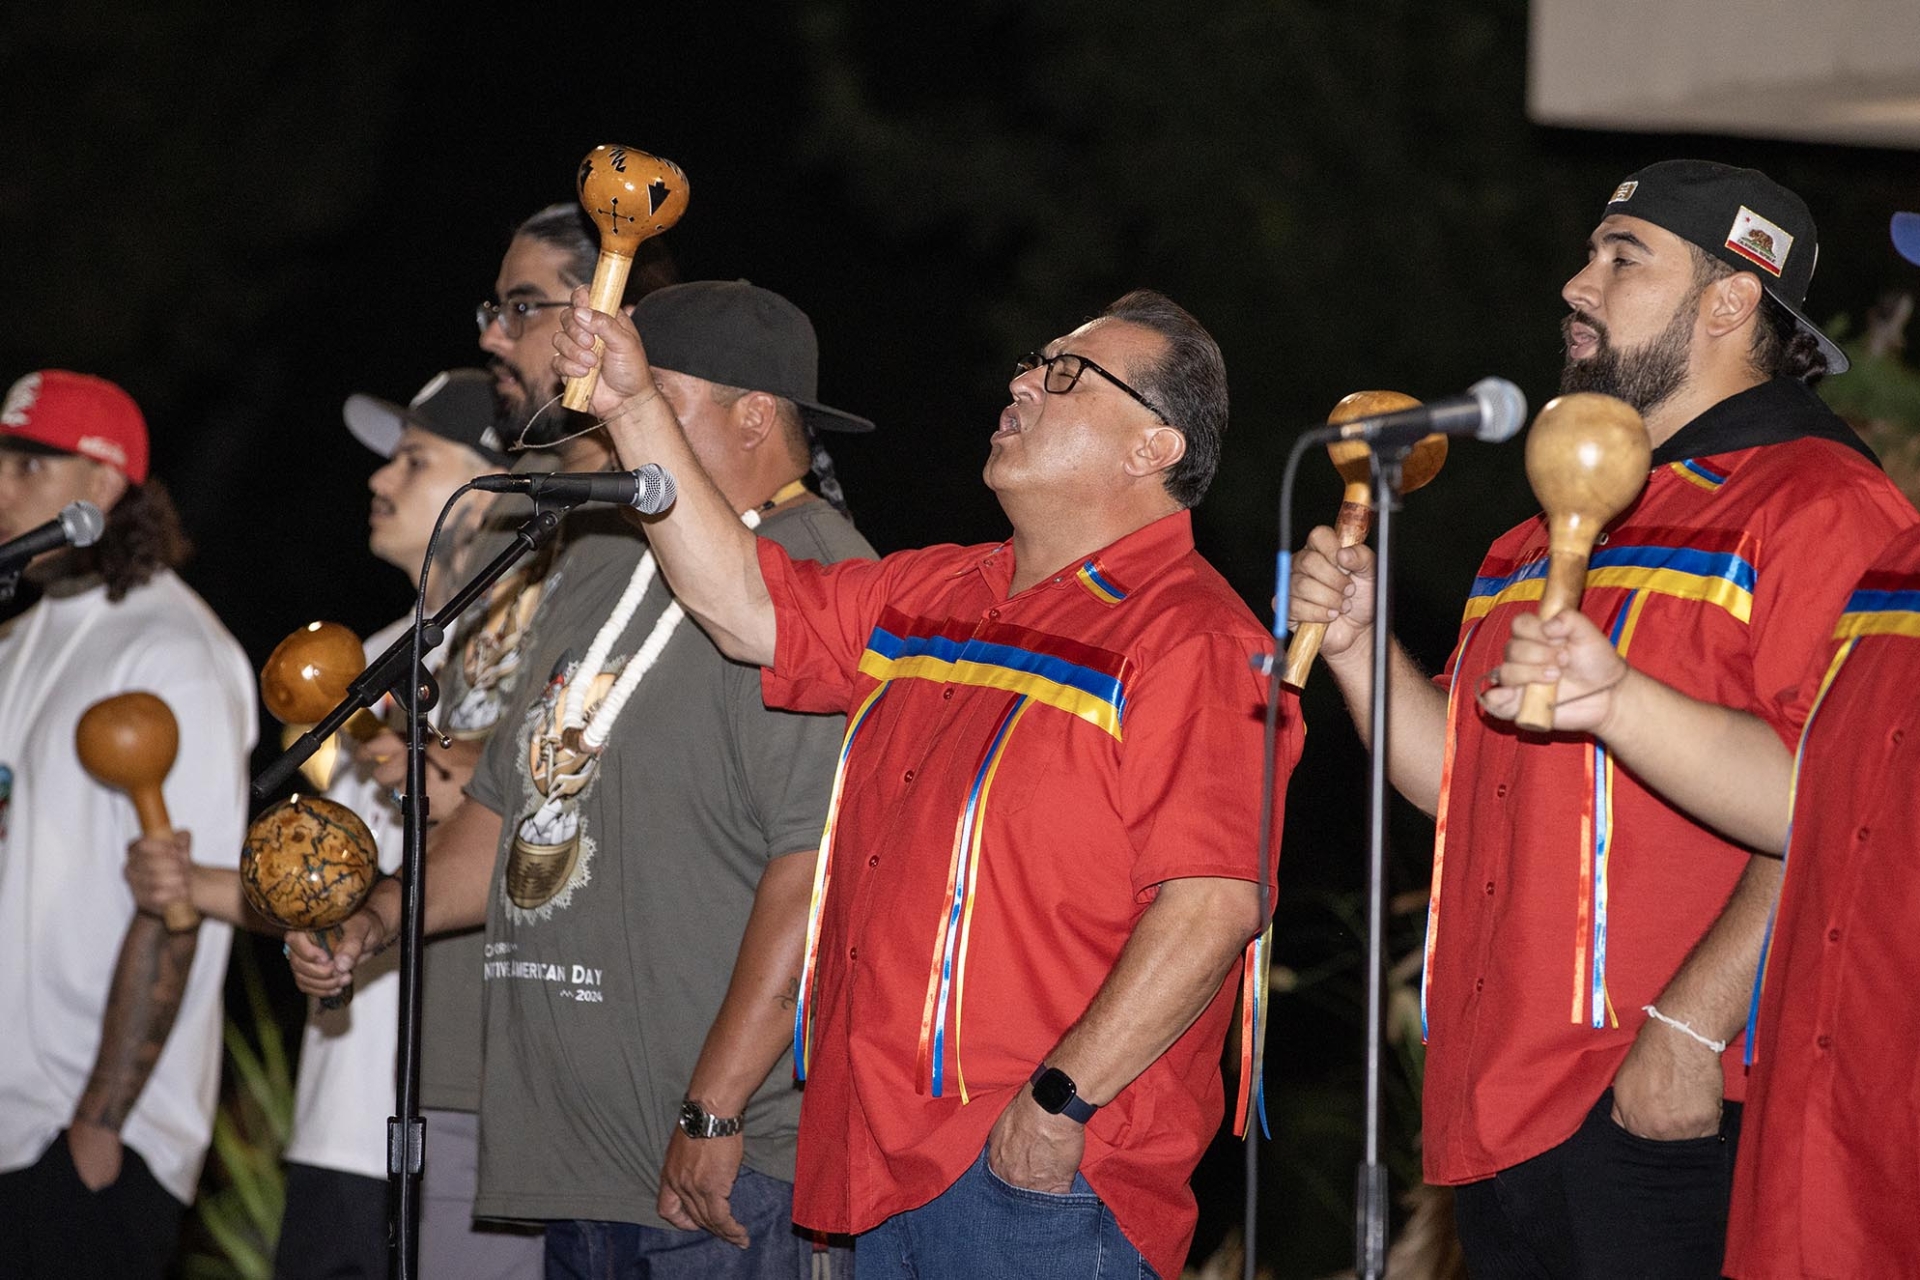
[
  {"left": 471, "top": 464, "right": 678, "bottom": 514},
  {"left": 0, "top": 501, "right": 107, "bottom": 573},
  {"left": 1315, "top": 377, "right": 1528, "bottom": 449}
]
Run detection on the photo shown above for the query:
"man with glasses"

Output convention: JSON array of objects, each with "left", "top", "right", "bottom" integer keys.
[
  {"left": 293, "top": 280, "right": 876, "bottom": 1279},
  {"left": 553, "top": 287, "right": 1303, "bottom": 1280}
]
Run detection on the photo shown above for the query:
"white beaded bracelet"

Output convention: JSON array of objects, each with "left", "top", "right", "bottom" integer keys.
[{"left": 1641, "top": 1004, "right": 1727, "bottom": 1055}]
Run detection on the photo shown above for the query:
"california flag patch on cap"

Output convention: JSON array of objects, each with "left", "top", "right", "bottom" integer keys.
[
  {"left": 1609, "top": 180, "right": 1638, "bottom": 204},
  {"left": 1725, "top": 206, "right": 1792, "bottom": 278}
]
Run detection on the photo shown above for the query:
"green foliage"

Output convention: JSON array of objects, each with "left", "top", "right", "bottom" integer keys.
[{"left": 182, "top": 943, "right": 293, "bottom": 1280}]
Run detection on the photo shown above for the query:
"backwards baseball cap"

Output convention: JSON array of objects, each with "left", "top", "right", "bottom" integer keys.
[
  {"left": 1894, "top": 212, "right": 1920, "bottom": 268},
  {"left": 631, "top": 280, "right": 874, "bottom": 433},
  {"left": 0, "top": 370, "right": 150, "bottom": 483},
  {"left": 1603, "top": 159, "right": 1849, "bottom": 375},
  {"left": 342, "top": 368, "right": 509, "bottom": 466}
]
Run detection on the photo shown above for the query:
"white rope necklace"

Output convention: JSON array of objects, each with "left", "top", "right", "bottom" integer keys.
[{"left": 558, "top": 506, "right": 766, "bottom": 754}]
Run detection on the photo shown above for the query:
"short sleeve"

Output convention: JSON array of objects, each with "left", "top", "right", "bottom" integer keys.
[
  {"left": 1750, "top": 476, "right": 1917, "bottom": 742},
  {"left": 726, "top": 662, "right": 845, "bottom": 862},
  {"left": 1120, "top": 630, "right": 1305, "bottom": 897},
  {"left": 130, "top": 638, "right": 254, "bottom": 872},
  {"left": 759, "top": 540, "right": 918, "bottom": 716}
]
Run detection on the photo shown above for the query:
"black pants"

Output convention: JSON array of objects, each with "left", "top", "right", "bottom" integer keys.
[
  {"left": 274, "top": 1162, "right": 392, "bottom": 1280},
  {"left": 0, "top": 1132, "right": 185, "bottom": 1280},
  {"left": 1452, "top": 1088, "right": 1743, "bottom": 1280}
]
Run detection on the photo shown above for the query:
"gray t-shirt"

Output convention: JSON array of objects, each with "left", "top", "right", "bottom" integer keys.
[
  {"left": 420, "top": 516, "right": 559, "bottom": 1112},
  {"left": 465, "top": 499, "right": 873, "bottom": 1226}
]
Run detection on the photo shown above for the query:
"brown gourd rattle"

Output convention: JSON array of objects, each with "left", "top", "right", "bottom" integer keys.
[
  {"left": 1282, "top": 392, "right": 1449, "bottom": 688},
  {"left": 242, "top": 795, "right": 380, "bottom": 1011},
  {"left": 1514, "top": 392, "right": 1650, "bottom": 732},
  {"left": 75, "top": 691, "right": 198, "bottom": 933},
  {"left": 560, "top": 144, "right": 691, "bottom": 411},
  {"left": 262, "top": 620, "right": 386, "bottom": 789}
]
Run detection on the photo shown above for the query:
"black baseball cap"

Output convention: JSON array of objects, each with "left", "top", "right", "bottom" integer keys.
[
  {"left": 342, "top": 368, "right": 510, "bottom": 465},
  {"left": 631, "top": 280, "right": 874, "bottom": 433},
  {"left": 1603, "top": 159, "right": 1849, "bottom": 375}
]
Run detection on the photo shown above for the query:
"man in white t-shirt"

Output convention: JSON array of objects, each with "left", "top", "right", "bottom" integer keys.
[
  {"left": 128, "top": 368, "right": 545, "bottom": 1279},
  {"left": 0, "top": 370, "right": 256, "bottom": 1279}
]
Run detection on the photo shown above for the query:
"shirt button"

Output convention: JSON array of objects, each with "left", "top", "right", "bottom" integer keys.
[
  {"left": 903, "top": 769, "right": 915, "bottom": 783},
  {"left": 1828, "top": 927, "right": 1841, "bottom": 943},
  {"left": 1857, "top": 826, "right": 1871, "bottom": 842},
  {"left": 1484, "top": 881, "right": 1495, "bottom": 896},
  {"left": 868, "top": 855, "right": 880, "bottom": 868},
  {"left": 1816, "top": 1033, "right": 1832, "bottom": 1050},
  {"left": 988, "top": 608, "right": 1001, "bottom": 620},
  {"left": 849, "top": 946, "right": 859, "bottom": 961},
  {"left": 1893, "top": 728, "right": 1906, "bottom": 745},
  {"left": 943, "top": 688, "right": 954, "bottom": 700},
  {"left": 1495, "top": 784, "right": 1509, "bottom": 798},
  {"left": 1474, "top": 978, "right": 1485, "bottom": 992}
]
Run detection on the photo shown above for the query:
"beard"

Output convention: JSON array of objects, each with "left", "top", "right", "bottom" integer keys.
[
  {"left": 489, "top": 359, "right": 583, "bottom": 451},
  {"left": 1559, "top": 298, "right": 1694, "bottom": 415}
]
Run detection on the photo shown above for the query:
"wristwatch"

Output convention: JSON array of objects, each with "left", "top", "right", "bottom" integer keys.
[
  {"left": 1028, "top": 1065, "right": 1099, "bottom": 1124},
  {"left": 678, "top": 1098, "right": 744, "bottom": 1139}
]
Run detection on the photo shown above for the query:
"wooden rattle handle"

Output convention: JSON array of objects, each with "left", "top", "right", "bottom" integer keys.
[
  {"left": 1282, "top": 483, "right": 1373, "bottom": 687},
  {"left": 560, "top": 250, "right": 635, "bottom": 412},
  {"left": 1514, "top": 549, "right": 1591, "bottom": 732},
  {"left": 313, "top": 924, "right": 352, "bottom": 1012},
  {"left": 128, "top": 783, "right": 199, "bottom": 933}
]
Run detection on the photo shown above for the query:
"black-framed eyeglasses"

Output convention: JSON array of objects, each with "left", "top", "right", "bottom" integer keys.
[
  {"left": 475, "top": 298, "right": 570, "bottom": 339},
  {"left": 1013, "top": 350, "right": 1168, "bottom": 423}
]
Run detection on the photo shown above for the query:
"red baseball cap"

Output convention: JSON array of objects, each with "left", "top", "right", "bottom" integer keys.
[{"left": 0, "top": 370, "right": 150, "bottom": 484}]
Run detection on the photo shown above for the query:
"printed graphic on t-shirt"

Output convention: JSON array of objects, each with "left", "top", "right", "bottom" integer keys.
[
  {"left": 445, "top": 563, "right": 548, "bottom": 740},
  {"left": 504, "top": 648, "right": 625, "bottom": 920}
]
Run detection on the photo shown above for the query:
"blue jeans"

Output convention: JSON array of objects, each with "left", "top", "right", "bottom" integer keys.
[
  {"left": 543, "top": 1166, "right": 845, "bottom": 1280},
  {"left": 853, "top": 1148, "right": 1157, "bottom": 1280}
]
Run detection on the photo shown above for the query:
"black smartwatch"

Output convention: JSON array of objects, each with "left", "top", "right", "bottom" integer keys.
[{"left": 1028, "top": 1065, "right": 1098, "bottom": 1124}]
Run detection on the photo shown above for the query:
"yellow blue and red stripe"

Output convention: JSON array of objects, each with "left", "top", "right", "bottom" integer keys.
[
  {"left": 1570, "top": 593, "right": 1642, "bottom": 1029},
  {"left": 1671, "top": 458, "right": 1730, "bottom": 492},
  {"left": 794, "top": 682, "right": 893, "bottom": 1080},
  {"left": 857, "top": 608, "right": 1130, "bottom": 738},
  {"left": 1422, "top": 620, "right": 1484, "bottom": 1042},
  {"left": 1745, "top": 574, "right": 1920, "bottom": 1063},
  {"left": 1463, "top": 530, "right": 1757, "bottom": 625},
  {"left": 917, "top": 695, "right": 1033, "bottom": 1099},
  {"left": 1075, "top": 557, "right": 1130, "bottom": 605}
]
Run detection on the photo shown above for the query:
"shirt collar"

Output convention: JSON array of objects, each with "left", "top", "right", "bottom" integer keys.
[
  {"left": 967, "top": 508, "right": 1197, "bottom": 604},
  {"left": 1649, "top": 376, "right": 1878, "bottom": 467}
]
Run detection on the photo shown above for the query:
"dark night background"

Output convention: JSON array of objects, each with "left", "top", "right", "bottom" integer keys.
[{"left": 5, "top": 2, "right": 1917, "bottom": 1273}]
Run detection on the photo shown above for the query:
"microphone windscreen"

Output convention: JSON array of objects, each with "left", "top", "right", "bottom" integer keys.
[
  {"left": 59, "top": 501, "right": 106, "bottom": 548},
  {"left": 634, "top": 464, "right": 677, "bottom": 515},
  {"left": 1470, "top": 378, "right": 1528, "bottom": 443}
]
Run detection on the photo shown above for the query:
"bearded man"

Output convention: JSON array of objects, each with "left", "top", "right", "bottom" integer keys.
[{"left": 1287, "top": 160, "right": 1916, "bottom": 1278}]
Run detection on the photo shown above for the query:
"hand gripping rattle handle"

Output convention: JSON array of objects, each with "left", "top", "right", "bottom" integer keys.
[
  {"left": 1514, "top": 393, "right": 1651, "bottom": 731},
  {"left": 561, "top": 145, "right": 691, "bottom": 411},
  {"left": 1282, "top": 391, "right": 1448, "bottom": 688},
  {"left": 75, "top": 692, "right": 199, "bottom": 933}
]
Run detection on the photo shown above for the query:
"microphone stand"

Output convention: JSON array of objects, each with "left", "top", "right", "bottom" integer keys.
[
  {"left": 1355, "top": 441, "right": 1409, "bottom": 1280},
  {"left": 250, "top": 499, "right": 568, "bottom": 1280}
]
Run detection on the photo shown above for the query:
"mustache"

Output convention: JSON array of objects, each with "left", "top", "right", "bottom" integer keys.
[{"left": 1563, "top": 311, "right": 1609, "bottom": 347}]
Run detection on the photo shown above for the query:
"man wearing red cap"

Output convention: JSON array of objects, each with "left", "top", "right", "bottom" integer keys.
[{"left": 0, "top": 370, "right": 256, "bottom": 1278}]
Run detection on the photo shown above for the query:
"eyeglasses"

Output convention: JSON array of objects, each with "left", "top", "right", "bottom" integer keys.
[
  {"left": 1013, "top": 350, "right": 1168, "bottom": 423},
  {"left": 475, "top": 298, "right": 571, "bottom": 339}
]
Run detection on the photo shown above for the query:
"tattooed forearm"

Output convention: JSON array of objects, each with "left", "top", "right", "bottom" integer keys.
[
  {"left": 777, "top": 977, "right": 800, "bottom": 1010},
  {"left": 74, "top": 913, "right": 198, "bottom": 1130}
]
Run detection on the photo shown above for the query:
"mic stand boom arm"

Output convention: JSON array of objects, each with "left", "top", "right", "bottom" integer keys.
[{"left": 251, "top": 505, "right": 566, "bottom": 800}]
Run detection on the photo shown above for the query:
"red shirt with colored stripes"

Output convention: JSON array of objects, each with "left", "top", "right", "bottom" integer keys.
[
  {"left": 759, "top": 508, "right": 1300, "bottom": 1279},
  {"left": 1421, "top": 433, "right": 1914, "bottom": 1186},
  {"left": 1725, "top": 525, "right": 1920, "bottom": 1279}
]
